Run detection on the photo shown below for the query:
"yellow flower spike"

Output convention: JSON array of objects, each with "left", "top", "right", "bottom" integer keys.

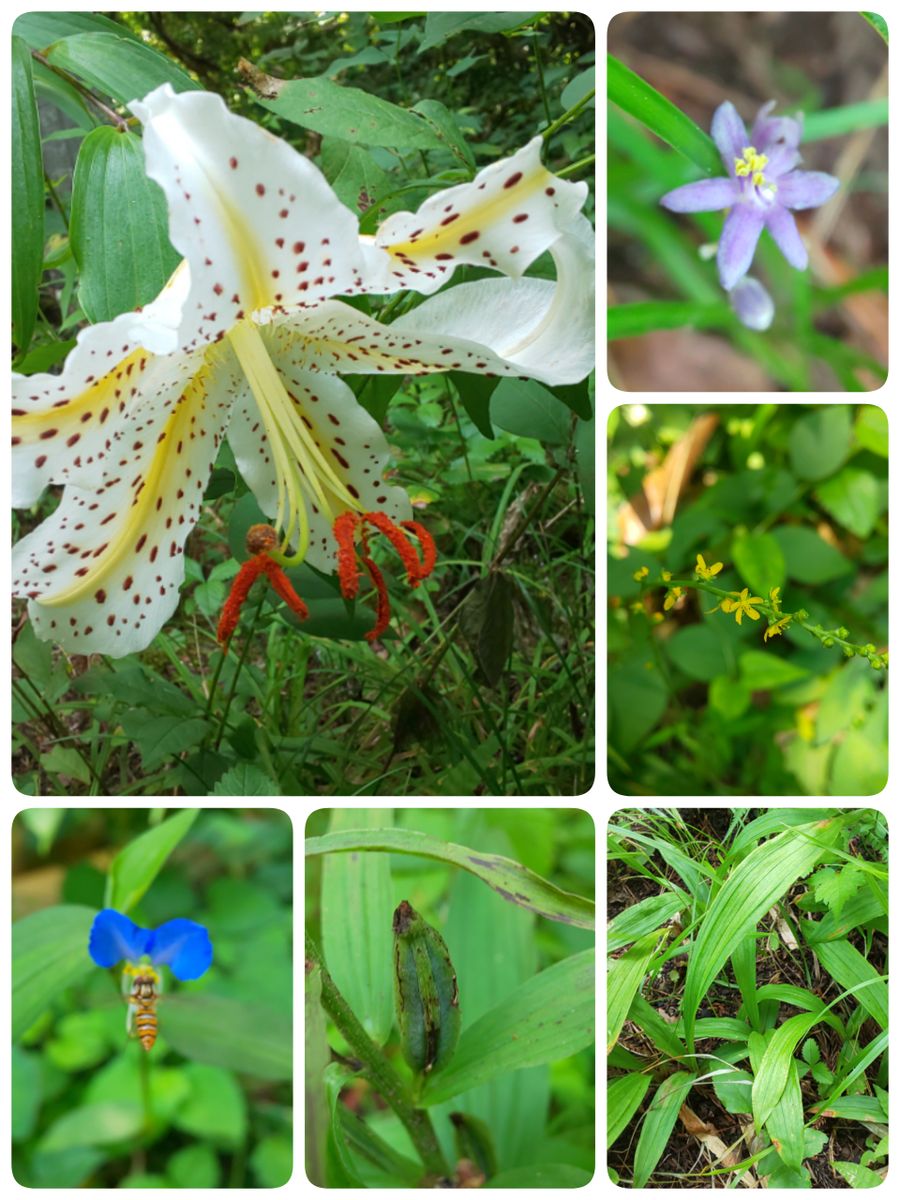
[
  {"left": 764, "top": 614, "right": 791, "bottom": 642},
  {"left": 695, "top": 553, "right": 723, "bottom": 581},
  {"left": 633, "top": 565, "right": 650, "bottom": 582}
]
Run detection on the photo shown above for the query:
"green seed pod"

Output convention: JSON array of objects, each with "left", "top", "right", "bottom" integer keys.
[
  {"left": 450, "top": 1111, "right": 497, "bottom": 1180},
  {"left": 393, "top": 900, "right": 461, "bottom": 1075}
]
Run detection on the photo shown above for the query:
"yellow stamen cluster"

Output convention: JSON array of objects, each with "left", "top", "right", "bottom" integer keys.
[{"left": 733, "top": 146, "right": 775, "bottom": 190}]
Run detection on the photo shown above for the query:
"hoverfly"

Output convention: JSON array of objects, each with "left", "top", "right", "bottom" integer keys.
[{"left": 123, "top": 965, "right": 162, "bottom": 1051}]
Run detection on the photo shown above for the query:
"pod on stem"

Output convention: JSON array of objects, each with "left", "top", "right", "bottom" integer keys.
[{"left": 393, "top": 900, "right": 461, "bottom": 1075}]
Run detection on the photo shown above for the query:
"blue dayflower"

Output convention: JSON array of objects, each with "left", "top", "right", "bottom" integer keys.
[
  {"left": 89, "top": 908, "right": 213, "bottom": 981},
  {"left": 660, "top": 100, "right": 839, "bottom": 290}
]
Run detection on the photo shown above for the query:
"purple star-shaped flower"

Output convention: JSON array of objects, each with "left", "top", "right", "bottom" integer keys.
[{"left": 660, "top": 100, "right": 839, "bottom": 290}]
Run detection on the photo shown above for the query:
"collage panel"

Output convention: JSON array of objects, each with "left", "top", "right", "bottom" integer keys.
[
  {"left": 607, "top": 806, "right": 888, "bottom": 1188},
  {"left": 608, "top": 403, "right": 888, "bottom": 797},
  {"left": 608, "top": 10, "right": 887, "bottom": 392},
  {"left": 10, "top": 807, "right": 292, "bottom": 1188},
  {"left": 305, "top": 807, "right": 596, "bottom": 1188}
]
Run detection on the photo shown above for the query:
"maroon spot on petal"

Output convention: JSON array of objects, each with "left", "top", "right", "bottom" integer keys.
[
  {"left": 213, "top": 283, "right": 224, "bottom": 295},
  {"left": 504, "top": 172, "right": 523, "bottom": 188},
  {"left": 332, "top": 449, "right": 349, "bottom": 468},
  {"left": 293, "top": 241, "right": 305, "bottom": 253},
  {"left": 107, "top": 614, "right": 116, "bottom": 626},
  {"left": 95, "top": 589, "right": 107, "bottom": 603},
  {"left": 435, "top": 253, "right": 454, "bottom": 261},
  {"left": 513, "top": 213, "right": 529, "bottom": 223},
  {"left": 460, "top": 230, "right": 480, "bottom": 244},
  {"left": 66, "top": 433, "right": 81, "bottom": 447},
  {"left": 327, "top": 414, "right": 340, "bottom": 426},
  {"left": 40, "top": 428, "right": 58, "bottom": 440},
  {"left": 230, "top": 156, "right": 238, "bottom": 169},
  {"left": 271, "top": 269, "right": 280, "bottom": 278},
  {"left": 123, "top": 575, "right": 133, "bottom": 590},
  {"left": 135, "top": 534, "right": 147, "bottom": 553},
  {"left": 256, "top": 183, "right": 265, "bottom": 196},
  {"left": 545, "top": 186, "right": 556, "bottom": 196},
  {"left": 279, "top": 208, "right": 289, "bottom": 218},
  {"left": 440, "top": 213, "right": 459, "bottom": 226},
  {"left": 347, "top": 483, "right": 360, "bottom": 499},
  {"left": 35, "top": 455, "right": 47, "bottom": 468}
]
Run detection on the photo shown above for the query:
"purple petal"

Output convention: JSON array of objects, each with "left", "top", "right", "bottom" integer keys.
[
  {"left": 766, "top": 206, "right": 808, "bottom": 270},
  {"left": 147, "top": 918, "right": 213, "bottom": 980},
  {"left": 776, "top": 170, "right": 840, "bottom": 211},
  {"left": 711, "top": 101, "right": 749, "bottom": 171},
  {"left": 751, "top": 101, "right": 803, "bottom": 153},
  {"left": 729, "top": 276, "right": 775, "bottom": 331},
  {"left": 89, "top": 909, "right": 151, "bottom": 968},
  {"left": 660, "top": 177, "right": 738, "bottom": 213},
  {"left": 766, "top": 144, "right": 802, "bottom": 179},
  {"left": 717, "top": 206, "right": 764, "bottom": 290}
]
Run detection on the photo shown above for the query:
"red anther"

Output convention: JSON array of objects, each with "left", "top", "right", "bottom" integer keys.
[
  {"left": 217, "top": 555, "right": 267, "bottom": 644},
  {"left": 360, "top": 553, "right": 391, "bottom": 641},
  {"left": 400, "top": 520, "right": 437, "bottom": 581},
  {"left": 333, "top": 511, "right": 361, "bottom": 599},
  {"left": 363, "top": 510, "right": 422, "bottom": 584},
  {"left": 260, "top": 557, "right": 310, "bottom": 621}
]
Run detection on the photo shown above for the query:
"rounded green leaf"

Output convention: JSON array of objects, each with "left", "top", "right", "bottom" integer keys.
[
  {"left": 709, "top": 675, "right": 751, "bottom": 719},
  {"left": 666, "top": 624, "right": 729, "bottom": 682},
  {"left": 13, "top": 905, "right": 96, "bottom": 1040},
  {"left": 732, "top": 532, "right": 786, "bottom": 598},
  {"left": 788, "top": 406, "right": 852, "bottom": 481},
  {"left": 70, "top": 126, "right": 180, "bottom": 322},
  {"left": 771, "top": 526, "right": 852, "bottom": 585},
  {"left": 490, "top": 378, "right": 572, "bottom": 445},
  {"left": 814, "top": 466, "right": 883, "bottom": 538}
]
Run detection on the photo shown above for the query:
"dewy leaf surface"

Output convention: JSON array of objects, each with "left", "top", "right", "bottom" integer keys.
[
  {"left": 420, "top": 948, "right": 594, "bottom": 1106},
  {"left": 682, "top": 818, "right": 842, "bottom": 1050},
  {"left": 306, "top": 829, "right": 594, "bottom": 929}
]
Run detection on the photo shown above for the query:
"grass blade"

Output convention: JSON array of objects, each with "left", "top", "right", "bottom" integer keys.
[
  {"left": 607, "top": 889, "right": 686, "bottom": 951},
  {"left": 629, "top": 993, "right": 687, "bottom": 1061},
  {"left": 608, "top": 300, "right": 734, "bottom": 339},
  {"left": 754, "top": 984, "right": 844, "bottom": 1036},
  {"left": 633, "top": 1071, "right": 697, "bottom": 1187},
  {"left": 731, "top": 934, "right": 759, "bottom": 1030},
  {"left": 811, "top": 1029, "right": 888, "bottom": 1117},
  {"left": 608, "top": 54, "right": 721, "bottom": 175},
  {"left": 812, "top": 939, "right": 888, "bottom": 1029},
  {"left": 608, "top": 930, "right": 662, "bottom": 1053},
  {"left": 803, "top": 98, "right": 888, "bottom": 141},
  {"left": 682, "top": 819, "right": 843, "bottom": 1051},
  {"left": 752, "top": 1011, "right": 823, "bottom": 1130},
  {"left": 607, "top": 1072, "right": 651, "bottom": 1148}
]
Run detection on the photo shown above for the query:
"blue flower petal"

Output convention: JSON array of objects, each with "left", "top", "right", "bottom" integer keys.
[
  {"left": 88, "top": 909, "right": 151, "bottom": 967},
  {"left": 147, "top": 918, "right": 213, "bottom": 980}
]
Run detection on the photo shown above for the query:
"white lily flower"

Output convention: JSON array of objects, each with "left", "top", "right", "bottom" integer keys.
[{"left": 13, "top": 84, "right": 594, "bottom": 657}]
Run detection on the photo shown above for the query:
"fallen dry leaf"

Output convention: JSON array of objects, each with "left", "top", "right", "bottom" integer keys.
[{"left": 679, "top": 1104, "right": 758, "bottom": 1187}]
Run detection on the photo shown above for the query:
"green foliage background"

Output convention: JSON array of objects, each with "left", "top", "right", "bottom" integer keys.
[
  {"left": 11, "top": 808, "right": 292, "bottom": 1189},
  {"left": 11, "top": 11, "right": 595, "bottom": 798}
]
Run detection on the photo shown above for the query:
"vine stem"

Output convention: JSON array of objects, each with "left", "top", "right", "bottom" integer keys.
[{"left": 305, "top": 931, "right": 448, "bottom": 1179}]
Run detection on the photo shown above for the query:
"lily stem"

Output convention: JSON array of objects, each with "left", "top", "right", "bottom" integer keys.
[{"left": 305, "top": 931, "right": 448, "bottom": 1179}]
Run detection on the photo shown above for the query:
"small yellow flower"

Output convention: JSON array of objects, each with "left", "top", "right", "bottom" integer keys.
[
  {"left": 726, "top": 587, "right": 764, "bottom": 625},
  {"left": 629, "top": 600, "right": 644, "bottom": 614},
  {"left": 651, "top": 612, "right": 664, "bottom": 624},
  {"left": 661, "top": 569, "right": 672, "bottom": 582},
  {"left": 663, "top": 586, "right": 683, "bottom": 611},
  {"left": 633, "top": 565, "right": 649, "bottom": 582},
  {"left": 764, "top": 615, "right": 791, "bottom": 642},
  {"left": 695, "top": 553, "right": 724, "bottom": 581}
]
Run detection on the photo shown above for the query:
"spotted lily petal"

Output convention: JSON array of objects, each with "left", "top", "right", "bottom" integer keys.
[
  {"left": 12, "top": 268, "right": 189, "bottom": 507},
  {"left": 89, "top": 909, "right": 151, "bottom": 967},
  {"left": 130, "top": 84, "right": 384, "bottom": 347},
  {"left": 371, "top": 136, "right": 588, "bottom": 294},
  {"left": 13, "top": 341, "right": 236, "bottom": 655},
  {"left": 146, "top": 917, "right": 213, "bottom": 980}
]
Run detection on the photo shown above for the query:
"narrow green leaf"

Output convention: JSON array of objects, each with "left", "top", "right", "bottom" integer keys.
[
  {"left": 633, "top": 1071, "right": 697, "bottom": 1188},
  {"left": 608, "top": 300, "right": 733, "bottom": 339},
  {"left": 753, "top": 1011, "right": 825, "bottom": 1130},
  {"left": 46, "top": 32, "right": 199, "bottom": 105},
  {"left": 607, "top": 890, "right": 686, "bottom": 951},
  {"left": 105, "top": 809, "right": 199, "bottom": 913},
  {"left": 607, "top": 1072, "right": 651, "bottom": 1147},
  {"left": 459, "top": 572, "right": 515, "bottom": 687},
  {"left": 682, "top": 819, "right": 842, "bottom": 1050},
  {"left": 803, "top": 98, "right": 888, "bottom": 141},
  {"left": 608, "top": 54, "right": 721, "bottom": 175},
  {"left": 13, "top": 11, "right": 144, "bottom": 48},
  {"left": 754, "top": 984, "right": 844, "bottom": 1036},
  {"left": 732, "top": 934, "right": 759, "bottom": 1030},
  {"left": 628, "top": 994, "right": 686, "bottom": 1061},
  {"left": 305, "top": 963, "right": 330, "bottom": 1186},
  {"left": 419, "top": 11, "right": 539, "bottom": 52},
  {"left": 413, "top": 98, "right": 476, "bottom": 171},
  {"left": 306, "top": 829, "right": 594, "bottom": 929},
  {"left": 833, "top": 1161, "right": 884, "bottom": 1188},
  {"left": 812, "top": 1029, "right": 888, "bottom": 1118},
  {"left": 421, "top": 949, "right": 594, "bottom": 1106},
  {"left": 13, "top": 906, "right": 96, "bottom": 1039},
  {"left": 860, "top": 13, "right": 889, "bottom": 45},
  {"left": 766, "top": 1059, "right": 804, "bottom": 1170},
  {"left": 729, "top": 810, "right": 833, "bottom": 861},
  {"left": 12, "top": 36, "right": 45, "bottom": 354},
  {"left": 70, "top": 126, "right": 181, "bottom": 322},
  {"left": 608, "top": 931, "right": 661, "bottom": 1054},
  {"left": 164, "top": 994, "right": 291, "bottom": 1081},
  {"left": 321, "top": 810, "right": 394, "bottom": 1044},
  {"left": 801, "top": 889, "right": 885, "bottom": 944},
  {"left": 812, "top": 939, "right": 888, "bottom": 1029}
]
